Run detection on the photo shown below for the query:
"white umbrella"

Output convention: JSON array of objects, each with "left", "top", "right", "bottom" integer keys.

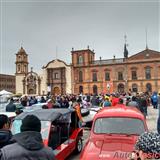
[{"left": 0, "top": 90, "right": 13, "bottom": 96}]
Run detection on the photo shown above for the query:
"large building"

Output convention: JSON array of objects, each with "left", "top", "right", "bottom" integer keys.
[
  {"left": 15, "top": 47, "right": 71, "bottom": 95},
  {"left": 0, "top": 74, "right": 15, "bottom": 93},
  {"left": 71, "top": 46, "right": 160, "bottom": 95},
  {"left": 15, "top": 45, "right": 160, "bottom": 95}
]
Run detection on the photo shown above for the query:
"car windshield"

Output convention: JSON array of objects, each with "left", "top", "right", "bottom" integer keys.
[
  {"left": 11, "top": 120, "right": 51, "bottom": 139},
  {"left": 94, "top": 117, "right": 145, "bottom": 135}
]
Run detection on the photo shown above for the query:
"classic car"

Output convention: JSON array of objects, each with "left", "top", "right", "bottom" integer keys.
[
  {"left": 11, "top": 108, "right": 83, "bottom": 160},
  {"left": 80, "top": 106, "right": 148, "bottom": 160}
]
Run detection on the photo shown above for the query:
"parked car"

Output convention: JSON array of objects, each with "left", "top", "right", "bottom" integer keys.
[
  {"left": 80, "top": 106, "right": 148, "bottom": 160},
  {"left": 82, "top": 106, "right": 100, "bottom": 127},
  {"left": 11, "top": 108, "right": 83, "bottom": 160}
]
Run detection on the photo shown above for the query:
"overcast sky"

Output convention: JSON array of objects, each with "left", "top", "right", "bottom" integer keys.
[{"left": 0, "top": 0, "right": 160, "bottom": 75}]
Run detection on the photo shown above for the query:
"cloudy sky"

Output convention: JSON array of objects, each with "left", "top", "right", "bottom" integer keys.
[{"left": 0, "top": 0, "right": 160, "bottom": 75}]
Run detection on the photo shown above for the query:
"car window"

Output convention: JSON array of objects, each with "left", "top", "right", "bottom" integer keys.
[
  {"left": 11, "top": 120, "right": 51, "bottom": 139},
  {"left": 94, "top": 117, "right": 145, "bottom": 135},
  {"left": 57, "top": 113, "right": 71, "bottom": 123}
]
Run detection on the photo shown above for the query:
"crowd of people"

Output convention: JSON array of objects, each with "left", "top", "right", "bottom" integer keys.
[{"left": 1, "top": 91, "right": 160, "bottom": 159}]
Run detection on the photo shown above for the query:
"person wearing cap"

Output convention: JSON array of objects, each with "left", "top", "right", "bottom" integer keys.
[
  {"left": 133, "top": 132, "right": 160, "bottom": 160},
  {"left": 0, "top": 115, "right": 56, "bottom": 160},
  {"left": 0, "top": 114, "right": 13, "bottom": 148}
]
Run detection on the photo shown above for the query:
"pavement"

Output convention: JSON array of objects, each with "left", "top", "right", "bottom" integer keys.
[{"left": 146, "top": 105, "right": 159, "bottom": 132}]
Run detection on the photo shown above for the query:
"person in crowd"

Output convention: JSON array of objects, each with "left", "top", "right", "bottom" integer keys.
[
  {"left": 115, "top": 98, "right": 126, "bottom": 108},
  {"left": 134, "top": 132, "right": 160, "bottom": 160},
  {"left": 21, "top": 96, "right": 28, "bottom": 107},
  {"left": 47, "top": 99, "right": 54, "bottom": 109},
  {"left": 128, "top": 96, "right": 140, "bottom": 110},
  {"left": 15, "top": 108, "right": 23, "bottom": 115},
  {"left": 40, "top": 96, "right": 46, "bottom": 103},
  {"left": 0, "top": 115, "right": 56, "bottom": 160},
  {"left": 139, "top": 94, "right": 148, "bottom": 118},
  {"left": 91, "top": 94, "right": 99, "bottom": 106},
  {"left": 42, "top": 104, "right": 48, "bottom": 109},
  {"left": 151, "top": 92, "right": 158, "bottom": 109},
  {"left": 5, "top": 98, "right": 16, "bottom": 112},
  {"left": 0, "top": 114, "right": 13, "bottom": 148},
  {"left": 112, "top": 93, "right": 120, "bottom": 106},
  {"left": 126, "top": 97, "right": 131, "bottom": 106},
  {"left": 29, "top": 96, "right": 36, "bottom": 106},
  {"left": 73, "top": 99, "right": 83, "bottom": 127},
  {"left": 103, "top": 97, "right": 111, "bottom": 107},
  {"left": 60, "top": 96, "right": 69, "bottom": 108}
]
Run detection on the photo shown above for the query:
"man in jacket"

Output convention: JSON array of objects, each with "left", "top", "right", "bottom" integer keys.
[
  {"left": 5, "top": 98, "right": 16, "bottom": 112},
  {"left": 0, "top": 114, "right": 56, "bottom": 160},
  {"left": 0, "top": 114, "right": 13, "bottom": 148}
]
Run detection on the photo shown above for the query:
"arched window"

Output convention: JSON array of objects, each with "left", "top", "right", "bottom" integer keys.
[
  {"left": 93, "top": 85, "right": 98, "bottom": 95},
  {"left": 93, "top": 72, "right": 97, "bottom": 82},
  {"left": 17, "top": 65, "right": 21, "bottom": 72},
  {"left": 132, "top": 83, "right": 138, "bottom": 92},
  {"left": 145, "top": 67, "right": 151, "bottom": 79},
  {"left": 146, "top": 83, "right": 152, "bottom": 92},
  {"left": 78, "top": 55, "right": 83, "bottom": 64},
  {"left": 79, "top": 86, "right": 83, "bottom": 94},
  {"left": 79, "top": 71, "right": 83, "bottom": 82}
]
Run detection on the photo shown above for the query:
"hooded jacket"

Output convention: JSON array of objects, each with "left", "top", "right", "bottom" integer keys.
[
  {"left": 0, "top": 129, "right": 13, "bottom": 148},
  {"left": 0, "top": 131, "right": 56, "bottom": 160}
]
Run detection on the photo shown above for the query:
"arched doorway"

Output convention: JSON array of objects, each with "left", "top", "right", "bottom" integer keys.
[
  {"left": 117, "top": 83, "right": 125, "bottom": 93},
  {"left": 132, "top": 83, "right": 138, "bottom": 93},
  {"left": 28, "top": 88, "right": 35, "bottom": 94},
  {"left": 146, "top": 83, "right": 152, "bottom": 92},
  {"left": 53, "top": 87, "right": 60, "bottom": 95},
  {"left": 93, "top": 85, "right": 98, "bottom": 95},
  {"left": 79, "top": 86, "right": 83, "bottom": 94}
]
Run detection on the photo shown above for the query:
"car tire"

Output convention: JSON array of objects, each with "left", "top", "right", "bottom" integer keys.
[
  {"left": 74, "top": 137, "right": 83, "bottom": 154},
  {"left": 81, "top": 108, "right": 90, "bottom": 117}
]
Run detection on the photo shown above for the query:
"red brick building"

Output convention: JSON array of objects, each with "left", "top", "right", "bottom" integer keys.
[{"left": 71, "top": 47, "right": 160, "bottom": 95}]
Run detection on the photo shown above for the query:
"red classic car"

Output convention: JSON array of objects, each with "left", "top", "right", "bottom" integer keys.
[
  {"left": 80, "top": 106, "right": 148, "bottom": 160},
  {"left": 11, "top": 108, "right": 83, "bottom": 160}
]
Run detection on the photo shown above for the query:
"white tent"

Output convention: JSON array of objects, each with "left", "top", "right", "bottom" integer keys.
[{"left": 0, "top": 90, "right": 13, "bottom": 96}]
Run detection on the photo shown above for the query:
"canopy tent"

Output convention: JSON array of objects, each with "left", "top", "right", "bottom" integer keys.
[{"left": 0, "top": 90, "right": 13, "bottom": 96}]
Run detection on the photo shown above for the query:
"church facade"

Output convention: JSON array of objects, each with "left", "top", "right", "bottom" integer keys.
[{"left": 15, "top": 47, "right": 71, "bottom": 95}]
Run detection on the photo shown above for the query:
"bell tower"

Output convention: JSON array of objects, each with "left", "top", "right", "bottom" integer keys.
[
  {"left": 15, "top": 47, "right": 29, "bottom": 94},
  {"left": 15, "top": 47, "right": 28, "bottom": 74}
]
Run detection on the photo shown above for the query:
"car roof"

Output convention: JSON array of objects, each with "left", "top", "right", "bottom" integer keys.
[
  {"left": 95, "top": 106, "right": 144, "bottom": 120},
  {"left": 0, "top": 112, "right": 16, "bottom": 118},
  {"left": 15, "top": 108, "right": 74, "bottom": 121}
]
